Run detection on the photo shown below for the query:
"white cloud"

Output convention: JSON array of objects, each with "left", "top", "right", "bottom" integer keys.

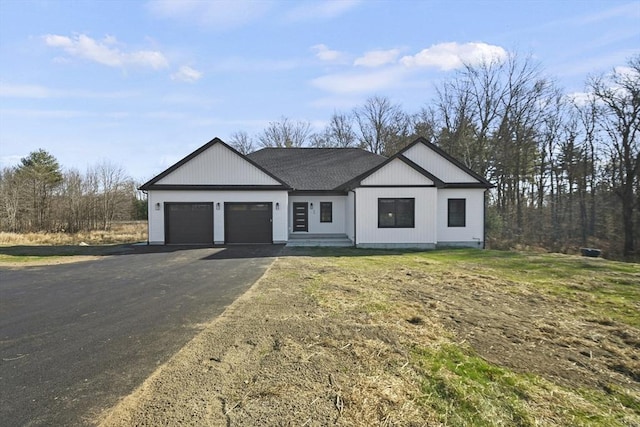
[
  {"left": 286, "top": 0, "right": 361, "bottom": 21},
  {"left": 43, "top": 34, "right": 169, "bottom": 69},
  {"left": 171, "top": 65, "right": 203, "bottom": 83},
  {"left": 311, "top": 67, "right": 405, "bottom": 94},
  {"left": 147, "top": 0, "right": 272, "bottom": 29},
  {"left": 0, "top": 155, "right": 23, "bottom": 168},
  {"left": 354, "top": 49, "right": 401, "bottom": 67},
  {"left": 311, "top": 44, "right": 345, "bottom": 62},
  {"left": 400, "top": 42, "right": 507, "bottom": 70},
  {"left": 614, "top": 65, "right": 640, "bottom": 79},
  {"left": 567, "top": 91, "right": 593, "bottom": 106}
]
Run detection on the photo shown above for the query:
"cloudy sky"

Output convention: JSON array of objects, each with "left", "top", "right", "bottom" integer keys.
[{"left": 1, "top": 0, "right": 638, "bottom": 181}]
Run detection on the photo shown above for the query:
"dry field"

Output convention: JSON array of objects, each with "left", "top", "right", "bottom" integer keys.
[
  {"left": 99, "top": 249, "right": 639, "bottom": 426},
  {"left": 0, "top": 221, "right": 147, "bottom": 265},
  {"left": 0, "top": 221, "right": 147, "bottom": 246}
]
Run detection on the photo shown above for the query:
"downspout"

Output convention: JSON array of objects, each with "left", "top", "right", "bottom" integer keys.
[
  {"left": 142, "top": 190, "right": 149, "bottom": 246},
  {"left": 349, "top": 189, "right": 357, "bottom": 247},
  {"left": 483, "top": 189, "right": 487, "bottom": 249}
]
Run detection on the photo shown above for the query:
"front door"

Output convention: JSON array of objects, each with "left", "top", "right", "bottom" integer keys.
[{"left": 293, "top": 202, "right": 308, "bottom": 232}]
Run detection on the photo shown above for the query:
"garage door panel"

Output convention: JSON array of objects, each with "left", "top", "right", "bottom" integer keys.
[
  {"left": 165, "top": 203, "right": 213, "bottom": 244},
  {"left": 225, "top": 203, "right": 272, "bottom": 244}
]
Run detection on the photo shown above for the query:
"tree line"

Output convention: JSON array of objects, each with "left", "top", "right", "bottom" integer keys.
[
  {"left": 0, "top": 149, "right": 145, "bottom": 233},
  {"left": 229, "top": 53, "right": 639, "bottom": 258}
]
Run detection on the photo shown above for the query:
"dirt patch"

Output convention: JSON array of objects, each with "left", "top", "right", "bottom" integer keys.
[
  {"left": 98, "top": 251, "right": 639, "bottom": 426},
  {"left": 397, "top": 274, "right": 639, "bottom": 391}
]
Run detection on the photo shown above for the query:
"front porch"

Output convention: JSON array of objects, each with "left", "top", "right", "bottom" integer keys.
[{"left": 286, "top": 233, "right": 353, "bottom": 247}]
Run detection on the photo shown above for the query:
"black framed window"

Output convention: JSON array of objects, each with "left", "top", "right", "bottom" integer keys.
[
  {"left": 448, "top": 198, "right": 466, "bottom": 227},
  {"left": 320, "top": 202, "right": 332, "bottom": 223},
  {"left": 378, "top": 198, "right": 415, "bottom": 228}
]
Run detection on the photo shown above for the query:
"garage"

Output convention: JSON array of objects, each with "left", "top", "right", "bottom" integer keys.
[
  {"left": 225, "top": 202, "right": 272, "bottom": 244},
  {"left": 164, "top": 203, "right": 213, "bottom": 244}
]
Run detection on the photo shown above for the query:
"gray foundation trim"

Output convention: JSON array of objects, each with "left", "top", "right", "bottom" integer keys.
[
  {"left": 436, "top": 241, "right": 484, "bottom": 249},
  {"left": 356, "top": 242, "right": 436, "bottom": 249}
]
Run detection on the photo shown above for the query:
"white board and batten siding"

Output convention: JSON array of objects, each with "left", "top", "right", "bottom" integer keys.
[
  {"left": 147, "top": 190, "right": 288, "bottom": 244},
  {"left": 403, "top": 143, "right": 478, "bottom": 183},
  {"left": 354, "top": 187, "right": 437, "bottom": 248},
  {"left": 361, "top": 158, "right": 434, "bottom": 186},
  {"left": 156, "top": 143, "right": 281, "bottom": 186},
  {"left": 437, "top": 188, "right": 485, "bottom": 248}
]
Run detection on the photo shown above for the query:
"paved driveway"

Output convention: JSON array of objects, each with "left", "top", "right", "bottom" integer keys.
[{"left": 0, "top": 245, "right": 282, "bottom": 426}]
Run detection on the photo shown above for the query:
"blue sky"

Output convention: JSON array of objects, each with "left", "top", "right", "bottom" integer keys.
[{"left": 1, "top": 0, "right": 638, "bottom": 182}]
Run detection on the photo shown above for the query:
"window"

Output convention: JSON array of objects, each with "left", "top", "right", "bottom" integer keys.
[
  {"left": 378, "top": 198, "right": 415, "bottom": 228},
  {"left": 320, "top": 202, "right": 332, "bottom": 223},
  {"left": 448, "top": 198, "right": 466, "bottom": 227}
]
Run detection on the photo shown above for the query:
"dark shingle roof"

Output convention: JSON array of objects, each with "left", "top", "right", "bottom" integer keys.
[{"left": 247, "top": 148, "right": 387, "bottom": 191}]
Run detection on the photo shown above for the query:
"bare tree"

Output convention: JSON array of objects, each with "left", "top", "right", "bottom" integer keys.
[
  {"left": 90, "top": 161, "right": 133, "bottom": 230},
  {"left": 258, "top": 117, "right": 311, "bottom": 148},
  {"left": 228, "top": 130, "right": 256, "bottom": 154},
  {"left": 353, "top": 96, "right": 412, "bottom": 155},
  {"left": 0, "top": 167, "right": 21, "bottom": 231},
  {"left": 589, "top": 55, "right": 640, "bottom": 256}
]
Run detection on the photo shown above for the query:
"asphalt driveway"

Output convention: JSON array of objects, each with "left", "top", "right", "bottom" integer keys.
[{"left": 0, "top": 245, "right": 282, "bottom": 426}]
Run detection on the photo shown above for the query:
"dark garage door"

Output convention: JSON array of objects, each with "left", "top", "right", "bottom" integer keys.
[
  {"left": 225, "top": 203, "right": 272, "bottom": 244},
  {"left": 164, "top": 203, "right": 213, "bottom": 244}
]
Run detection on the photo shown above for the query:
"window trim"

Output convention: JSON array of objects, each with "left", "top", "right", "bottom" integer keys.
[
  {"left": 320, "top": 202, "right": 333, "bottom": 223},
  {"left": 378, "top": 198, "right": 415, "bottom": 228},
  {"left": 448, "top": 198, "right": 466, "bottom": 227}
]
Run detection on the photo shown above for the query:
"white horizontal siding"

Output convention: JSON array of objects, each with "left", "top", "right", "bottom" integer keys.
[
  {"left": 147, "top": 190, "right": 288, "bottom": 244},
  {"left": 354, "top": 187, "right": 437, "bottom": 245},
  {"left": 437, "top": 188, "right": 485, "bottom": 245},
  {"left": 404, "top": 142, "right": 478, "bottom": 183},
  {"left": 288, "top": 195, "right": 347, "bottom": 234},
  {"left": 157, "top": 143, "right": 281, "bottom": 186},
  {"left": 361, "top": 158, "right": 434, "bottom": 186}
]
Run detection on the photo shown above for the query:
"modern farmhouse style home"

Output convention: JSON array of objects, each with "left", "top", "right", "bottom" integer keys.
[{"left": 140, "top": 137, "right": 493, "bottom": 248}]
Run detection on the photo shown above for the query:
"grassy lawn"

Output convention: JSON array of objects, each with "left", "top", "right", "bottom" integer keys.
[
  {"left": 93, "top": 247, "right": 640, "bottom": 426},
  {"left": 297, "top": 248, "right": 640, "bottom": 426}
]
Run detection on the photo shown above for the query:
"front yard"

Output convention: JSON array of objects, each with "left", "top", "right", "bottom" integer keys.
[{"left": 100, "top": 248, "right": 639, "bottom": 426}]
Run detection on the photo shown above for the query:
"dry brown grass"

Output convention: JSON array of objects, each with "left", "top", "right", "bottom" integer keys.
[
  {"left": 0, "top": 221, "right": 147, "bottom": 246},
  {"left": 99, "top": 249, "right": 639, "bottom": 426}
]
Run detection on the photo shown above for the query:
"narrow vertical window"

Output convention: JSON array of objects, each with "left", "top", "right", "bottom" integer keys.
[
  {"left": 448, "top": 198, "right": 466, "bottom": 227},
  {"left": 320, "top": 202, "right": 332, "bottom": 223}
]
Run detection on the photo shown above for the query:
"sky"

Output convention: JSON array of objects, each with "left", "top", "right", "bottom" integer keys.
[{"left": 1, "top": 0, "right": 639, "bottom": 182}]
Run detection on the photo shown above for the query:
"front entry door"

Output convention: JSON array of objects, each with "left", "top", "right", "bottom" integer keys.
[{"left": 293, "top": 202, "right": 308, "bottom": 232}]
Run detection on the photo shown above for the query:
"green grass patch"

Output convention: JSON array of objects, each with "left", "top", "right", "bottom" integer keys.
[
  {"left": 0, "top": 254, "right": 63, "bottom": 264},
  {"left": 413, "top": 343, "right": 639, "bottom": 427},
  {"left": 414, "top": 344, "right": 535, "bottom": 426},
  {"left": 425, "top": 249, "right": 640, "bottom": 328}
]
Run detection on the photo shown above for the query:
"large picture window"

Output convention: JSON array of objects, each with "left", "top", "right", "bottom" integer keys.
[
  {"left": 320, "top": 202, "right": 332, "bottom": 223},
  {"left": 448, "top": 198, "right": 466, "bottom": 227},
  {"left": 378, "top": 198, "right": 415, "bottom": 228}
]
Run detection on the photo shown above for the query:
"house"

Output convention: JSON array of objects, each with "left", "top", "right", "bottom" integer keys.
[{"left": 139, "top": 137, "right": 493, "bottom": 248}]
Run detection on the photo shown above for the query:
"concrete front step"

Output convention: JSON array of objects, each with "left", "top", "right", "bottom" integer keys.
[
  {"left": 287, "top": 233, "right": 353, "bottom": 247},
  {"left": 286, "top": 238, "right": 353, "bottom": 247}
]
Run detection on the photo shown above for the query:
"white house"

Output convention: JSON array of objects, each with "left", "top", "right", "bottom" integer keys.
[{"left": 139, "top": 137, "right": 493, "bottom": 248}]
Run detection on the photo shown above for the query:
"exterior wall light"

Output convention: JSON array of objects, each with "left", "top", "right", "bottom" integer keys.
[
  {"left": 275, "top": 202, "right": 280, "bottom": 210},
  {"left": 155, "top": 202, "right": 161, "bottom": 210},
  {"left": 216, "top": 202, "right": 221, "bottom": 210},
  {"left": 310, "top": 202, "right": 314, "bottom": 209}
]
